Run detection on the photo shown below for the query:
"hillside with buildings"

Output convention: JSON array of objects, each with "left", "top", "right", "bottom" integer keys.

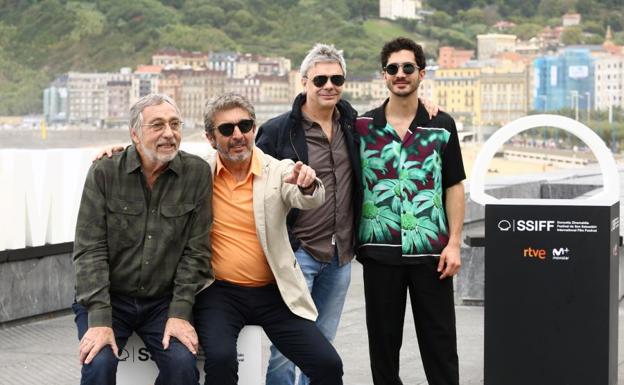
[{"left": 1, "top": 0, "right": 624, "bottom": 146}]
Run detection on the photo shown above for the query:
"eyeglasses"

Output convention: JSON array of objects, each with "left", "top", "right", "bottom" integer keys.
[
  {"left": 215, "top": 119, "right": 255, "bottom": 136},
  {"left": 383, "top": 62, "right": 419, "bottom": 76},
  {"left": 305, "top": 75, "right": 346, "bottom": 87},
  {"left": 142, "top": 120, "right": 184, "bottom": 132}
]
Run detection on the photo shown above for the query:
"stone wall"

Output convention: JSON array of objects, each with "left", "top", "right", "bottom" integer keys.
[{"left": 0, "top": 253, "right": 74, "bottom": 323}]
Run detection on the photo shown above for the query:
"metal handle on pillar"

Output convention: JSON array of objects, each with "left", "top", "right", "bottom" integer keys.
[{"left": 469, "top": 114, "right": 620, "bottom": 206}]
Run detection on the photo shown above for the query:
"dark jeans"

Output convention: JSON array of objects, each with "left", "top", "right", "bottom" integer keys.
[
  {"left": 194, "top": 280, "right": 343, "bottom": 385},
  {"left": 73, "top": 294, "right": 199, "bottom": 385},
  {"left": 362, "top": 259, "right": 459, "bottom": 385}
]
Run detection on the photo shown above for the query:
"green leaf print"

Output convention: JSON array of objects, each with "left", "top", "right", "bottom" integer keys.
[
  {"left": 373, "top": 179, "right": 403, "bottom": 213},
  {"left": 381, "top": 141, "right": 406, "bottom": 169},
  {"left": 400, "top": 160, "right": 428, "bottom": 189},
  {"left": 412, "top": 188, "right": 448, "bottom": 235},
  {"left": 360, "top": 140, "right": 386, "bottom": 186},
  {"left": 423, "top": 150, "right": 442, "bottom": 185},
  {"left": 419, "top": 130, "right": 449, "bottom": 147},
  {"left": 359, "top": 189, "right": 401, "bottom": 243},
  {"left": 400, "top": 200, "right": 439, "bottom": 254}
]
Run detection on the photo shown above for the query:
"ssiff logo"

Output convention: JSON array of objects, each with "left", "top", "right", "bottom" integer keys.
[
  {"left": 498, "top": 219, "right": 554, "bottom": 232},
  {"left": 498, "top": 220, "right": 512, "bottom": 231}
]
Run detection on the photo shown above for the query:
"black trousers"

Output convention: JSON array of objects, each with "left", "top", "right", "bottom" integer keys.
[
  {"left": 362, "top": 259, "right": 459, "bottom": 385},
  {"left": 193, "top": 280, "right": 343, "bottom": 385}
]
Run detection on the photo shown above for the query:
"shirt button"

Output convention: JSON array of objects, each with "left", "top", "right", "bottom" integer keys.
[
  {"left": 151, "top": 209, "right": 156, "bottom": 214},
  {"left": 140, "top": 286, "right": 145, "bottom": 290},
  {"left": 145, "top": 261, "right": 149, "bottom": 265},
  {"left": 123, "top": 206, "right": 128, "bottom": 211},
  {"left": 147, "top": 235, "right": 152, "bottom": 240}
]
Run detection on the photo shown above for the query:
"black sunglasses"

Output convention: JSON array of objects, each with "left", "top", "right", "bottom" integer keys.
[
  {"left": 384, "top": 62, "right": 418, "bottom": 76},
  {"left": 215, "top": 119, "right": 255, "bottom": 136},
  {"left": 306, "top": 74, "right": 346, "bottom": 87}
]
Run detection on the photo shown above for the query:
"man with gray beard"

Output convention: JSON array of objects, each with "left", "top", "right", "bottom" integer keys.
[{"left": 72, "top": 93, "right": 213, "bottom": 385}]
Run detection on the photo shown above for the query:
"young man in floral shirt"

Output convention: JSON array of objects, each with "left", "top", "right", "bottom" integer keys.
[{"left": 355, "top": 37, "right": 466, "bottom": 385}]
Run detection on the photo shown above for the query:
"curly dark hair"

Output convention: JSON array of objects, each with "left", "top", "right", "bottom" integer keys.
[{"left": 380, "top": 37, "right": 426, "bottom": 70}]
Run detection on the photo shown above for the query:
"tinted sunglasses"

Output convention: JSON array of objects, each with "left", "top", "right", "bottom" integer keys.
[
  {"left": 384, "top": 62, "right": 418, "bottom": 76},
  {"left": 216, "top": 119, "right": 254, "bottom": 136},
  {"left": 307, "top": 74, "right": 346, "bottom": 87}
]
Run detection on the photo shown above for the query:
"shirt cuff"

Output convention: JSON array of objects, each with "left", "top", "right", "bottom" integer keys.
[
  {"left": 298, "top": 178, "right": 319, "bottom": 195},
  {"left": 88, "top": 307, "right": 112, "bottom": 328},
  {"left": 167, "top": 301, "right": 193, "bottom": 322}
]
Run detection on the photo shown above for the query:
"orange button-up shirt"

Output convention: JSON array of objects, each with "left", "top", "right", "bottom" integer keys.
[{"left": 211, "top": 150, "right": 275, "bottom": 286}]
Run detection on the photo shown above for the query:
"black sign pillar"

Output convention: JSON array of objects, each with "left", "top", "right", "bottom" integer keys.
[
  {"left": 484, "top": 204, "right": 619, "bottom": 385},
  {"left": 469, "top": 115, "right": 620, "bottom": 385}
]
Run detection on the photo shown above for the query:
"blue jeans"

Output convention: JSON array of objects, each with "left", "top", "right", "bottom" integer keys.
[
  {"left": 73, "top": 294, "right": 199, "bottom": 385},
  {"left": 265, "top": 248, "right": 351, "bottom": 385}
]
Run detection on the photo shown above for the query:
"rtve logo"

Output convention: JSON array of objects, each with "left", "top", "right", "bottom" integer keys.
[
  {"left": 498, "top": 219, "right": 555, "bottom": 232},
  {"left": 523, "top": 247, "right": 547, "bottom": 260}
]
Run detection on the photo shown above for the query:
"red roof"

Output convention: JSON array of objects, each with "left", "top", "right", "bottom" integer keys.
[{"left": 135, "top": 65, "right": 163, "bottom": 74}]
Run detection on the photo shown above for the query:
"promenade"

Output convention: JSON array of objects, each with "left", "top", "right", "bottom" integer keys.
[{"left": 1, "top": 262, "right": 623, "bottom": 385}]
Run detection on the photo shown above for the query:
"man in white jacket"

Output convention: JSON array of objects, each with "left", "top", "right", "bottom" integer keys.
[{"left": 193, "top": 92, "right": 343, "bottom": 385}]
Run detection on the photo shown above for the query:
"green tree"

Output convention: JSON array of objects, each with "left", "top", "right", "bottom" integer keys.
[
  {"left": 430, "top": 11, "right": 453, "bottom": 28},
  {"left": 458, "top": 8, "right": 486, "bottom": 25},
  {"left": 347, "top": 0, "right": 377, "bottom": 20},
  {"left": 160, "top": 24, "right": 237, "bottom": 51},
  {"left": 561, "top": 25, "right": 583, "bottom": 44},
  {"left": 512, "top": 23, "right": 543, "bottom": 40},
  {"left": 183, "top": 3, "right": 226, "bottom": 27},
  {"left": 537, "top": 0, "right": 567, "bottom": 18},
  {"left": 66, "top": 3, "right": 106, "bottom": 42}
]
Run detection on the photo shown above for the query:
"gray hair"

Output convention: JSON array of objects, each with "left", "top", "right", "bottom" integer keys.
[
  {"left": 203, "top": 92, "right": 256, "bottom": 134},
  {"left": 299, "top": 43, "right": 347, "bottom": 77},
  {"left": 129, "top": 93, "right": 180, "bottom": 135}
]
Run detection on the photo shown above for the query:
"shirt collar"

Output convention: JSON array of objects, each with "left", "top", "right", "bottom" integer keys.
[
  {"left": 372, "top": 98, "right": 432, "bottom": 129},
  {"left": 125, "top": 144, "right": 181, "bottom": 175},
  {"left": 125, "top": 145, "right": 142, "bottom": 174},
  {"left": 215, "top": 147, "right": 263, "bottom": 178},
  {"left": 301, "top": 107, "right": 341, "bottom": 131}
]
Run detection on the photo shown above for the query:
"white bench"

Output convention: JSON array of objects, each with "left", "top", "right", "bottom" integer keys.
[{"left": 117, "top": 325, "right": 262, "bottom": 385}]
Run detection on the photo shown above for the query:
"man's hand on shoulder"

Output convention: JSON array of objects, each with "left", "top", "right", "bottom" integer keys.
[
  {"left": 437, "top": 243, "right": 461, "bottom": 279},
  {"left": 92, "top": 145, "right": 125, "bottom": 162},
  {"left": 420, "top": 97, "right": 440, "bottom": 119},
  {"left": 79, "top": 326, "right": 119, "bottom": 365},
  {"left": 162, "top": 317, "right": 199, "bottom": 355}
]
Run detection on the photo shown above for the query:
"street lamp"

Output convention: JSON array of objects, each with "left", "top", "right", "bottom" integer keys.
[
  {"left": 585, "top": 91, "right": 591, "bottom": 123},
  {"left": 570, "top": 90, "right": 579, "bottom": 121},
  {"left": 609, "top": 91, "right": 616, "bottom": 153},
  {"left": 537, "top": 94, "right": 548, "bottom": 112},
  {"left": 537, "top": 95, "right": 548, "bottom": 146}
]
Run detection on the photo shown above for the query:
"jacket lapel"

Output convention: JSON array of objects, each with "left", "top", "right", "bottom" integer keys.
[{"left": 252, "top": 149, "right": 269, "bottom": 251}]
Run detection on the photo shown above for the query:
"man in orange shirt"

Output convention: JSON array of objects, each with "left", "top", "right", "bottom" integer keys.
[{"left": 194, "top": 93, "right": 343, "bottom": 385}]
